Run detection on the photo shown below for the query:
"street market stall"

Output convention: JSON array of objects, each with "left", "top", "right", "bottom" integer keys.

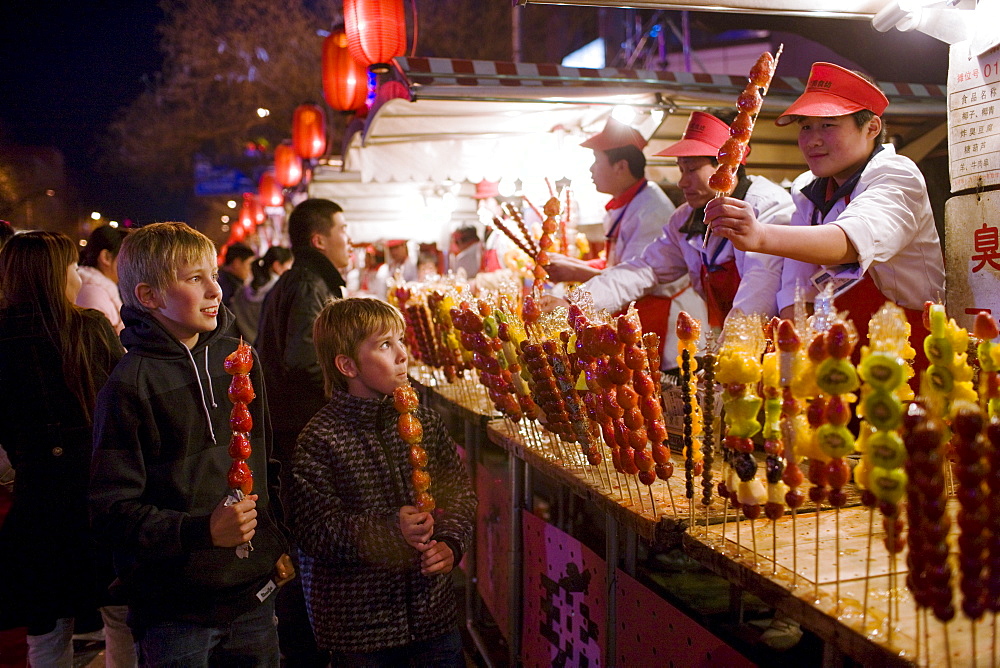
[{"left": 299, "top": 33, "right": 993, "bottom": 662}]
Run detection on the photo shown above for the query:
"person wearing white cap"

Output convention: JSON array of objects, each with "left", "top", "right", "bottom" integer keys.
[
  {"left": 545, "top": 117, "right": 698, "bottom": 368},
  {"left": 574, "top": 111, "right": 794, "bottom": 338},
  {"left": 705, "top": 62, "right": 945, "bottom": 369}
]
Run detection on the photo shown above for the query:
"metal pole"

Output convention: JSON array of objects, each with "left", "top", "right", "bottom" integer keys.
[{"left": 511, "top": 6, "right": 522, "bottom": 63}]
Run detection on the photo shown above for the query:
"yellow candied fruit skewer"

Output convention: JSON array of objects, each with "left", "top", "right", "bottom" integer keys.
[{"left": 856, "top": 303, "right": 911, "bottom": 507}]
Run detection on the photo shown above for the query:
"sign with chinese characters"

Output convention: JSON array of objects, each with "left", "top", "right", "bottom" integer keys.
[
  {"left": 948, "top": 41, "right": 1000, "bottom": 191},
  {"left": 945, "top": 191, "right": 1000, "bottom": 331}
]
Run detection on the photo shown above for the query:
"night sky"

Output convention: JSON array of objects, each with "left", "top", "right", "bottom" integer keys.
[{"left": 0, "top": 0, "right": 163, "bottom": 216}]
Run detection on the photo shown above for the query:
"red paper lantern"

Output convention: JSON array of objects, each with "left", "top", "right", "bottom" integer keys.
[
  {"left": 322, "top": 30, "right": 369, "bottom": 113},
  {"left": 258, "top": 170, "right": 284, "bottom": 207},
  {"left": 238, "top": 193, "right": 256, "bottom": 231},
  {"left": 274, "top": 142, "right": 303, "bottom": 188},
  {"left": 343, "top": 0, "right": 406, "bottom": 74},
  {"left": 292, "top": 104, "right": 327, "bottom": 160}
]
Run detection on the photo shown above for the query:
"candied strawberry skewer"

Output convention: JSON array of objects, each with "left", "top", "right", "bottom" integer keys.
[
  {"left": 394, "top": 384, "right": 435, "bottom": 513},
  {"left": 224, "top": 339, "right": 256, "bottom": 558},
  {"left": 704, "top": 45, "right": 783, "bottom": 247}
]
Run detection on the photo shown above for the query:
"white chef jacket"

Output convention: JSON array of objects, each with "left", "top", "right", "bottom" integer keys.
[
  {"left": 585, "top": 175, "right": 793, "bottom": 322},
  {"left": 604, "top": 181, "right": 676, "bottom": 267},
  {"left": 776, "top": 144, "right": 945, "bottom": 312}
]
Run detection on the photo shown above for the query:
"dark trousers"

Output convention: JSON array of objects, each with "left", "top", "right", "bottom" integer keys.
[{"left": 329, "top": 629, "right": 464, "bottom": 668}]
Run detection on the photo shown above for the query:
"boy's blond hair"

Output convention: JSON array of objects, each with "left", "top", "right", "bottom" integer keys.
[
  {"left": 118, "top": 222, "right": 217, "bottom": 311},
  {"left": 314, "top": 297, "right": 406, "bottom": 396}
]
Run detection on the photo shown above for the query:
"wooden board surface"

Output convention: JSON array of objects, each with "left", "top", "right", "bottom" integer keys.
[
  {"left": 687, "top": 501, "right": 990, "bottom": 668},
  {"left": 430, "top": 383, "right": 986, "bottom": 667},
  {"left": 409, "top": 362, "right": 499, "bottom": 420}
]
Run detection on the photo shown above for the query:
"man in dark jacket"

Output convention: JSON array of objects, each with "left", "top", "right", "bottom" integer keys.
[
  {"left": 218, "top": 242, "right": 255, "bottom": 308},
  {"left": 255, "top": 197, "right": 349, "bottom": 667},
  {"left": 257, "top": 198, "right": 349, "bottom": 469}
]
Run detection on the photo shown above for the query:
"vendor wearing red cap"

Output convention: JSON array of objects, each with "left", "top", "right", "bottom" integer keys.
[
  {"left": 705, "top": 62, "right": 944, "bottom": 363},
  {"left": 547, "top": 118, "right": 675, "bottom": 280},
  {"left": 577, "top": 111, "right": 794, "bottom": 335},
  {"left": 545, "top": 117, "right": 697, "bottom": 366}
]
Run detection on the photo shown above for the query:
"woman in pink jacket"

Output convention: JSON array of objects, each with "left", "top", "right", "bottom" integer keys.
[{"left": 76, "top": 225, "right": 128, "bottom": 333}]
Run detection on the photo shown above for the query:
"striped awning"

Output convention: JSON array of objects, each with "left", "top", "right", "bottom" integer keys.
[
  {"left": 396, "top": 56, "right": 946, "bottom": 112},
  {"left": 338, "top": 56, "right": 946, "bottom": 186}
]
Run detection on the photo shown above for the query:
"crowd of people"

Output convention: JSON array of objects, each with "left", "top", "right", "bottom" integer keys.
[
  {"left": 0, "top": 60, "right": 947, "bottom": 667},
  {"left": 0, "top": 202, "right": 476, "bottom": 667}
]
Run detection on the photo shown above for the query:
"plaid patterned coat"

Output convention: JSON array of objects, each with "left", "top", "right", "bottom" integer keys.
[{"left": 288, "top": 389, "right": 476, "bottom": 652}]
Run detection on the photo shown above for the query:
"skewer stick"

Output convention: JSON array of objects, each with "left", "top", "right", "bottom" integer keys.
[
  {"left": 973, "top": 621, "right": 979, "bottom": 668},
  {"left": 750, "top": 517, "right": 758, "bottom": 569},
  {"left": 990, "top": 612, "right": 997, "bottom": 666},
  {"left": 925, "top": 609, "right": 932, "bottom": 667},
  {"left": 544, "top": 177, "right": 555, "bottom": 198},
  {"left": 915, "top": 602, "right": 921, "bottom": 666},
  {"left": 666, "top": 476, "right": 678, "bottom": 517},
  {"left": 735, "top": 509, "right": 741, "bottom": 559},
  {"left": 791, "top": 509, "right": 798, "bottom": 589},
  {"left": 862, "top": 506, "right": 874, "bottom": 633},
  {"left": 945, "top": 621, "right": 953, "bottom": 668},
  {"left": 648, "top": 487, "right": 659, "bottom": 519},
  {"left": 492, "top": 215, "right": 536, "bottom": 259},
  {"left": 835, "top": 508, "right": 841, "bottom": 613},
  {"left": 772, "top": 525, "right": 778, "bottom": 576},
  {"left": 814, "top": 504, "right": 821, "bottom": 601}
]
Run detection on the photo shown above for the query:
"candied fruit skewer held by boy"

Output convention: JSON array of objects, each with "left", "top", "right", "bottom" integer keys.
[
  {"left": 290, "top": 298, "right": 476, "bottom": 661},
  {"left": 705, "top": 62, "right": 945, "bottom": 371}
]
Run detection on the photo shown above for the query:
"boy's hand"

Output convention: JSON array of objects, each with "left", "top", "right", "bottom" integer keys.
[
  {"left": 210, "top": 494, "right": 257, "bottom": 547},
  {"left": 399, "top": 505, "right": 434, "bottom": 549},
  {"left": 705, "top": 197, "right": 765, "bottom": 252},
  {"left": 273, "top": 553, "right": 296, "bottom": 587},
  {"left": 417, "top": 539, "right": 455, "bottom": 576}
]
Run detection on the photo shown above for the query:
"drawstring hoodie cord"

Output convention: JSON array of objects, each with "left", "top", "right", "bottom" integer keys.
[
  {"left": 203, "top": 348, "right": 218, "bottom": 409},
  {"left": 184, "top": 345, "right": 217, "bottom": 444}
]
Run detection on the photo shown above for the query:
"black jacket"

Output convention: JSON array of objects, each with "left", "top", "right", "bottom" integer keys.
[
  {"left": 0, "top": 305, "right": 123, "bottom": 632},
  {"left": 89, "top": 305, "right": 288, "bottom": 631},
  {"left": 256, "top": 246, "right": 345, "bottom": 462}
]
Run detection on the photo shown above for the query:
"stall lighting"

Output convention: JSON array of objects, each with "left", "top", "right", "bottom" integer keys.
[
  {"left": 91, "top": 211, "right": 101, "bottom": 220},
  {"left": 227, "top": 200, "right": 237, "bottom": 209},
  {"left": 611, "top": 105, "right": 637, "bottom": 125},
  {"left": 257, "top": 108, "right": 270, "bottom": 118},
  {"left": 109, "top": 221, "right": 119, "bottom": 228},
  {"left": 872, "top": 0, "right": 977, "bottom": 45}
]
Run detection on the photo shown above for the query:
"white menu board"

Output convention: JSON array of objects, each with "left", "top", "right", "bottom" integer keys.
[
  {"left": 944, "top": 191, "right": 1000, "bottom": 331},
  {"left": 948, "top": 40, "right": 1000, "bottom": 192}
]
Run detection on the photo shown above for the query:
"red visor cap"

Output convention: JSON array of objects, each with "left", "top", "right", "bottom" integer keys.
[
  {"left": 776, "top": 62, "right": 888, "bottom": 127},
  {"left": 580, "top": 117, "right": 648, "bottom": 151},
  {"left": 654, "top": 111, "right": 733, "bottom": 159}
]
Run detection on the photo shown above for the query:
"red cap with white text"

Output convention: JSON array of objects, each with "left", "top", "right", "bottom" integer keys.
[
  {"left": 775, "top": 62, "right": 888, "bottom": 126},
  {"left": 654, "top": 111, "right": 731, "bottom": 158}
]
